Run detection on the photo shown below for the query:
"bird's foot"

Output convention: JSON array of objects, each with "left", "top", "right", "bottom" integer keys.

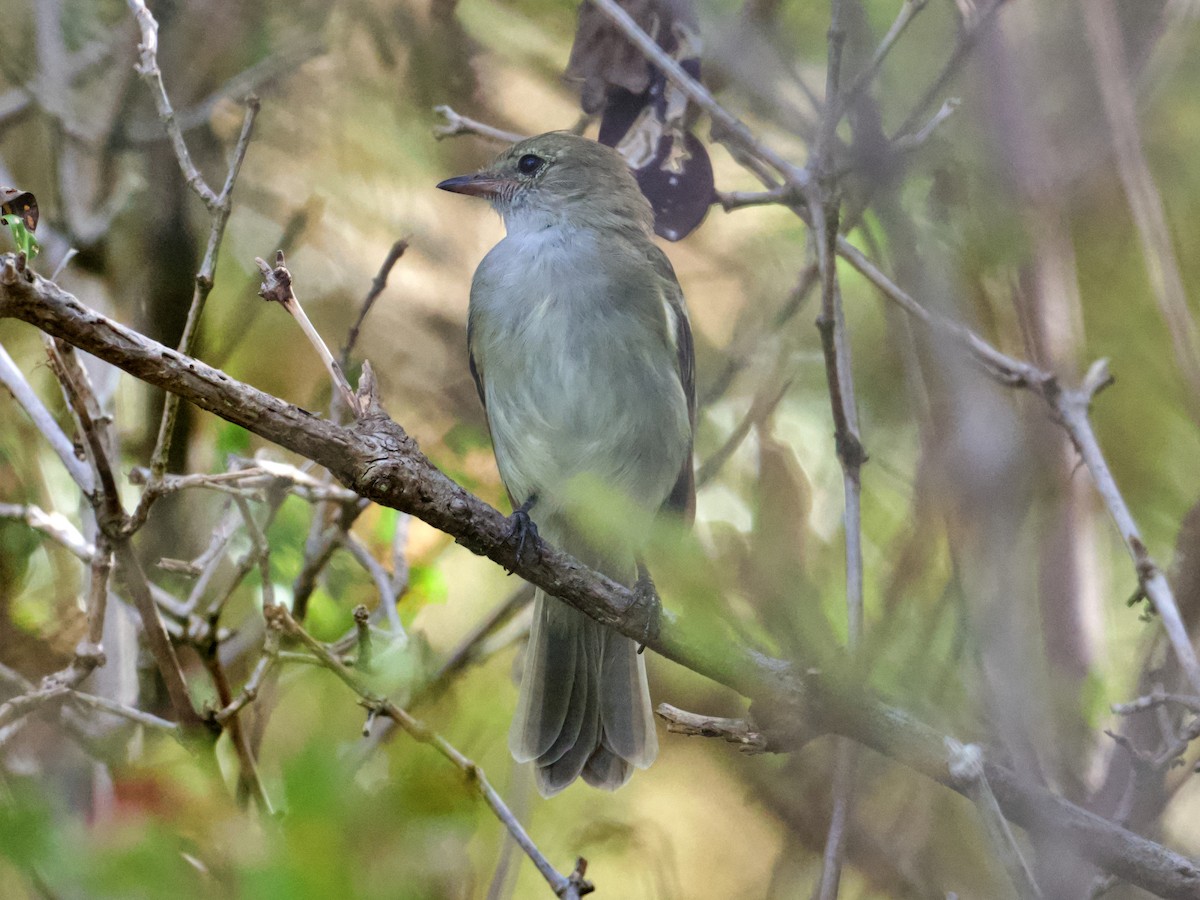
[
  {"left": 504, "top": 495, "right": 540, "bottom": 571},
  {"left": 632, "top": 563, "right": 661, "bottom": 653}
]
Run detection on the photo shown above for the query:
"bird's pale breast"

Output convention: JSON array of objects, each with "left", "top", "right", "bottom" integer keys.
[{"left": 468, "top": 226, "right": 690, "bottom": 538}]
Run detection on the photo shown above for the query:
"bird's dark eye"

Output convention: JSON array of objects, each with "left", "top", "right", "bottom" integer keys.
[{"left": 517, "top": 154, "right": 545, "bottom": 175}]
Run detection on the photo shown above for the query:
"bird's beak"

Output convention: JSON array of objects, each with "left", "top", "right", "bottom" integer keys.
[{"left": 436, "top": 173, "right": 510, "bottom": 199}]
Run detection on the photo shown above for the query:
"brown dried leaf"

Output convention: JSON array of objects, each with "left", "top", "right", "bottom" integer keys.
[
  {"left": 566, "top": 0, "right": 657, "bottom": 114},
  {"left": 0, "top": 188, "right": 38, "bottom": 231}
]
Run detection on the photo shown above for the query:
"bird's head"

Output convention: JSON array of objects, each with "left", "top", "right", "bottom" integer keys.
[{"left": 437, "top": 132, "right": 653, "bottom": 235}]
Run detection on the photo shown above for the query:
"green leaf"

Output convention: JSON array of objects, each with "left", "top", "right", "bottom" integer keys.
[{"left": 0, "top": 215, "right": 39, "bottom": 260}]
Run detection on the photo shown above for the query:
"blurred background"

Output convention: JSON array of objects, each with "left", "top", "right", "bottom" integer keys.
[{"left": 2, "top": 0, "right": 1200, "bottom": 897}]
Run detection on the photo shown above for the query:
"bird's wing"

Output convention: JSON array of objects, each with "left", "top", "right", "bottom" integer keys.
[
  {"left": 649, "top": 245, "right": 697, "bottom": 524},
  {"left": 469, "top": 301, "right": 534, "bottom": 513}
]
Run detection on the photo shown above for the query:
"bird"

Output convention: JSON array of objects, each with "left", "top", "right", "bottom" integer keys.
[{"left": 438, "top": 131, "right": 695, "bottom": 796}]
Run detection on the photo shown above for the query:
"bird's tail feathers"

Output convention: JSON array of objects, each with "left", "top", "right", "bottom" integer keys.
[{"left": 509, "top": 588, "right": 657, "bottom": 797}]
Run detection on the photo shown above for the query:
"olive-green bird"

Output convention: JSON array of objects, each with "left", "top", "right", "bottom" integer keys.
[{"left": 439, "top": 132, "right": 695, "bottom": 795}]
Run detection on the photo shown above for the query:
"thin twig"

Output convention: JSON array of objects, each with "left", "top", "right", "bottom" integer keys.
[
  {"left": 340, "top": 531, "right": 405, "bottom": 638},
  {"left": 892, "top": 0, "right": 1009, "bottom": 140},
  {"left": 838, "top": 238, "right": 1200, "bottom": 697},
  {"left": 67, "top": 689, "right": 183, "bottom": 737},
  {"left": 232, "top": 493, "right": 276, "bottom": 609},
  {"left": 946, "top": 740, "right": 1043, "bottom": 899},
  {"left": 1083, "top": 0, "right": 1200, "bottom": 419},
  {"left": 814, "top": 745, "right": 859, "bottom": 900},
  {"left": 0, "top": 638, "right": 110, "bottom": 732},
  {"left": 890, "top": 97, "right": 961, "bottom": 152},
  {"left": 126, "top": 0, "right": 261, "bottom": 499},
  {"left": 202, "top": 649, "right": 274, "bottom": 815},
  {"left": 145, "top": 96, "right": 260, "bottom": 488},
  {"left": 132, "top": 461, "right": 360, "bottom": 504},
  {"left": 113, "top": 541, "right": 209, "bottom": 732},
  {"left": 182, "top": 503, "right": 241, "bottom": 612},
  {"left": 125, "top": 0, "right": 219, "bottom": 208},
  {"left": 834, "top": 236, "right": 1044, "bottom": 385},
  {"left": 1047, "top": 361, "right": 1200, "bottom": 698},
  {"left": 844, "top": 0, "right": 930, "bottom": 101},
  {"left": 84, "top": 532, "right": 112, "bottom": 649},
  {"left": 432, "top": 105, "right": 524, "bottom": 144},
  {"left": 0, "top": 502, "right": 94, "bottom": 561},
  {"left": 0, "top": 682, "right": 71, "bottom": 730},
  {"left": 810, "top": 136, "right": 865, "bottom": 900},
  {"left": 291, "top": 494, "right": 371, "bottom": 625},
  {"left": 195, "top": 482, "right": 289, "bottom": 624},
  {"left": 811, "top": 226, "right": 866, "bottom": 643},
  {"left": 341, "top": 239, "right": 409, "bottom": 369},
  {"left": 815, "top": 0, "right": 847, "bottom": 179},
  {"left": 44, "top": 338, "right": 120, "bottom": 519},
  {"left": 0, "top": 501, "right": 188, "bottom": 625},
  {"left": 214, "top": 626, "right": 281, "bottom": 726},
  {"left": 1152, "top": 714, "right": 1200, "bottom": 770},
  {"left": 352, "top": 584, "right": 535, "bottom": 764},
  {"left": 267, "top": 604, "right": 592, "bottom": 899},
  {"left": 714, "top": 185, "right": 795, "bottom": 211},
  {"left": 655, "top": 703, "right": 768, "bottom": 752},
  {"left": 1112, "top": 691, "right": 1200, "bottom": 717},
  {"left": 0, "top": 340, "right": 95, "bottom": 494},
  {"left": 809, "top": 18, "right": 864, "bottom": 890},
  {"left": 292, "top": 522, "right": 343, "bottom": 623},
  {"left": 256, "top": 251, "right": 360, "bottom": 417}
]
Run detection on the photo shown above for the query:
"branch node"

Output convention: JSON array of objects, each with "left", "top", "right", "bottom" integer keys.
[
  {"left": 1082, "top": 357, "right": 1115, "bottom": 402},
  {"left": 945, "top": 738, "right": 984, "bottom": 785},
  {"left": 353, "top": 603, "right": 373, "bottom": 672},
  {"left": 656, "top": 703, "right": 770, "bottom": 753},
  {"left": 255, "top": 253, "right": 294, "bottom": 307},
  {"left": 1, "top": 256, "right": 19, "bottom": 284},
  {"left": 356, "top": 360, "right": 385, "bottom": 416},
  {"left": 564, "top": 858, "right": 595, "bottom": 897},
  {"left": 71, "top": 640, "right": 107, "bottom": 670}
]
